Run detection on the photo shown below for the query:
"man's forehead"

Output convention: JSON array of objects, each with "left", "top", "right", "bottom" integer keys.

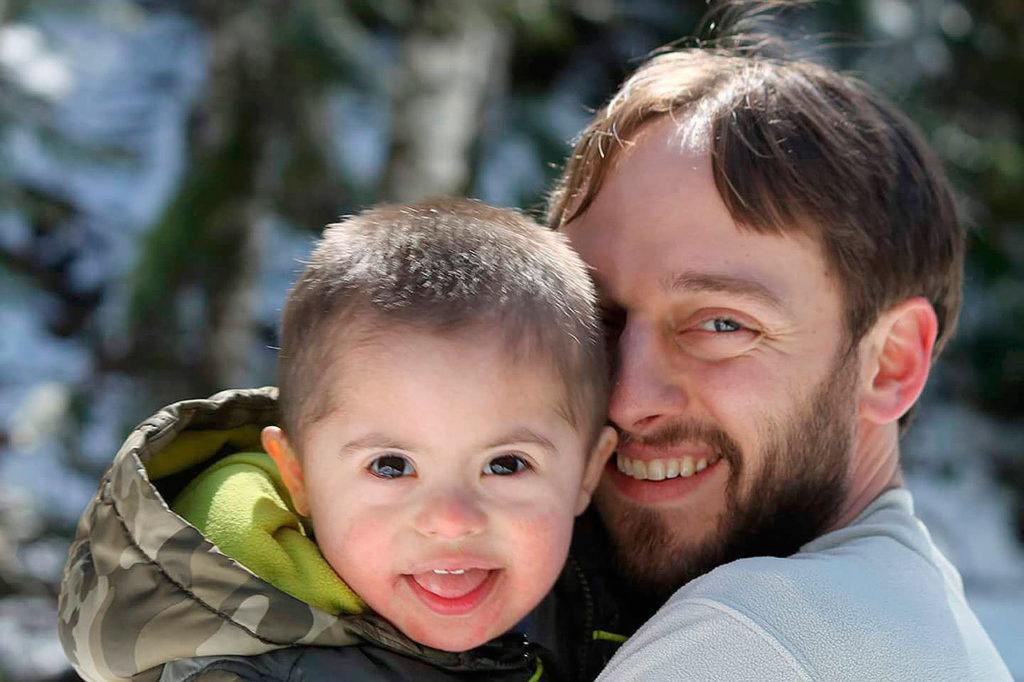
[
  {"left": 582, "top": 127, "right": 717, "bottom": 226},
  {"left": 568, "top": 209, "right": 831, "bottom": 315},
  {"left": 556, "top": 114, "right": 710, "bottom": 228},
  {"left": 616, "top": 114, "right": 712, "bottom": 169},
  {"left": 641, "top": 113, "right": 713, "bottom": 155}
]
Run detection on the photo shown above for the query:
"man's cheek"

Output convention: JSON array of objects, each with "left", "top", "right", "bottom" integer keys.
[{"left": 696, "top": 357, "right": 781, "bottom": 416}]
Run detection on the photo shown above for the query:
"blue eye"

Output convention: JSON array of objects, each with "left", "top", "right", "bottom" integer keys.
[
  {"left": 698, "top": 317, "right": 744, "bottom": 333},
  {"left": 369, "top": 454, "right": 415, "bottom": 479},
  {"left": 483, "top": 454, "right": 530, "bottom": 476}
]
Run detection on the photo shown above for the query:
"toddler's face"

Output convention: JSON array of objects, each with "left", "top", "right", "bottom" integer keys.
[{"left": 269, "top": 326, "right": 611, "bottom": 652}]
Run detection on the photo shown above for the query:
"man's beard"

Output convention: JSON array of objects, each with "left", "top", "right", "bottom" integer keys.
[{"left": 597, "top": 348, "right": 858, "bottom": 599}]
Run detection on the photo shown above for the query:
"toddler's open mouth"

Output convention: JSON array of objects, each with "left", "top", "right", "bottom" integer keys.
[{"left": 404, "top": 568, "right": 500, "bottom": 615}]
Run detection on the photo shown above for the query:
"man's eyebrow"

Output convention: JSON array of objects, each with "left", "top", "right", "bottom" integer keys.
[
  {"left": 665, "top": 270, "right": 786, "bottom": 311},
  {"left": 484, "top": 427, "right": 558, "bottom": 454}
]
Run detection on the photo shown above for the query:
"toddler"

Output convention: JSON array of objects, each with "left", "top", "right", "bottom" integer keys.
[{"left": 59, "top": 199, "right": 617, "bottom": 681}]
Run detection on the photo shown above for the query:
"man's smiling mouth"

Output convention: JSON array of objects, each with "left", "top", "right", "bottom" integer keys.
[{"left": 616, "top": 453, "right": 723, "bottom": 481}]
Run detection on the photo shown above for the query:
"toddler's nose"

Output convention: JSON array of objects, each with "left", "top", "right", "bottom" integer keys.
[{"left": 413, "top": 490, "right": 486, "bottom": 540}]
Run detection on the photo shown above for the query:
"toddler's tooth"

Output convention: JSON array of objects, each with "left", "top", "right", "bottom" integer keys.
[
  {"left": 450, "top": 569, "right": 465, "bottom": 575},
  {"left": 695, "top": 458, "right": 708, "bottom": 472},
  {"left": 665, "top": 458, "right": 680, "bottom": 479},
  {"left": 647, "top": 460, "right": 666, "bottom": 481},
  {"left": 680, "top": 457, "right": 695, "bottom": 477}
]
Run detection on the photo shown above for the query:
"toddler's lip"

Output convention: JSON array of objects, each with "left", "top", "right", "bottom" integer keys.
[
  {"left": 410, "top": 567, "right": 491, "bottom": 599},
  {"left": 404, "top": 555, "right": 503, "bottom": 574},
  {"left": 404, "top": 568, "right": 500, "bottom": 616}
]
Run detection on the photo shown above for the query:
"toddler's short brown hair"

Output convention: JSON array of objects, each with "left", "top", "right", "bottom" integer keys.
[{"left": 278, "top": 198, "right": 608, "bottom": 446}]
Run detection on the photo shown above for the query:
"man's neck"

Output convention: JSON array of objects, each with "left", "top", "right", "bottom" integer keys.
[{"left": 831, "top": 420, "right": 903, "bottom": 531}]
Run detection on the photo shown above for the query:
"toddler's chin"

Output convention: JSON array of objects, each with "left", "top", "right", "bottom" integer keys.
[{"left": 393, "top": 620, "right": 498, "bottom": 653}]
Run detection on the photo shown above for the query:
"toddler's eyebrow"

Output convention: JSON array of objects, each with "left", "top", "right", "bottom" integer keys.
[
  {"left": 338, "top": 429, "right": 558, "bottom": 456},
  {"left": 339, "top": 433, "right": 410, "bottom": 455},
  {"left": 484, "top": 428, "right": 557, "bottom": 454}
]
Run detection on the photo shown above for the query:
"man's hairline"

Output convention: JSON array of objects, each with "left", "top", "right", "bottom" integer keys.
[{"left": 559, "top": 112, "right": 877, "bottom": 329}]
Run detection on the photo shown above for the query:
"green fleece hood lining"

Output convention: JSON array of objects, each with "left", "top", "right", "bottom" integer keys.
[
  {"left": 170, "top": 451, "right": 367, "bottom": 616},
  {"left": 144, "top": 425, "right": 264, "bottom": 481}
]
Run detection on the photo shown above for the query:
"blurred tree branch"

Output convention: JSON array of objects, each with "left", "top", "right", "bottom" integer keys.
[
  {"left": 125, "top": 2, "right": 357, "bottom": 399},
  {"left": 382, "top": 0, "right": 510, "bottom": 202},
  {"left": 122, "top": 0, "right": 512, "bottom": 400}
]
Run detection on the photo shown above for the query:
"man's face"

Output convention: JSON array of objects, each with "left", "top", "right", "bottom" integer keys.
[
  {"left": 562, "top": 117, "right": 859, "bottom": 595},
  {"left": 295, "top": 326, "right": 603, "bottom": 652}
]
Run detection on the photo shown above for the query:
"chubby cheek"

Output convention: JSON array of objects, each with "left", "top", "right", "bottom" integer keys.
[
  {"left": 312, "top": 505, "right": 400, "bottom": 611},
  {"left": 310, "top": 488, "right": 578, "bottom": 650},
  {"left": 503, "top": 505, "right": 574, "bottom": 597}
]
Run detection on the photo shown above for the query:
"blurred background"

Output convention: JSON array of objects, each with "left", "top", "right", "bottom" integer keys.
[{"left": 0, "top": 0, "right": 1021, "bottom": 679}]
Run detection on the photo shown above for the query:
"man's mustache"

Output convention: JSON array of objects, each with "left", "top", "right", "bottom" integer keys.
[{"left": 614, "top": 420, "right": 743, "bottom": 469}]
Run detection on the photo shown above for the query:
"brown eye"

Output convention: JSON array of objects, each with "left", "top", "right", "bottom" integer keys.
[
  {"left": 483, "top": 454, "right": 529, "bottom": 476},
  {"left": 369, "top": 454, "right": 414, "bottom": 479}
]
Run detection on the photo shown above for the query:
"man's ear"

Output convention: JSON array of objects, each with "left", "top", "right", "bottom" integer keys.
[
  {"left": 858, "top": 297, "right": 937, "bottom": 425},
  {"left": 261, "top": 426, "right": 309, "bottom": 516},
  {"left": 576, "top": 426, "right": 617, "bottom": 516}
]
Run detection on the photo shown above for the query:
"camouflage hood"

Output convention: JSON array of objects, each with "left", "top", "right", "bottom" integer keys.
[{"left": 58, "top": 387, "right": 532, "bottom": 681}]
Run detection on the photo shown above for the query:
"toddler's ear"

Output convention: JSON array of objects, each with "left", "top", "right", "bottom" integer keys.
[
  {"left": 261, "top": 426, "right": 310, "bottom": 516},
  {"left": 575, "top": 426, "right": 617, "bottom": 516}
]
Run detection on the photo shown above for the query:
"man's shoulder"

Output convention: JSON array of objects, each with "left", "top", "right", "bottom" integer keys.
[
  {"left": 677, "top": 525, "right": 933, "bottom": 617},
  {"left": 656, "top": 492, "right": 1009, "bottom": 680},
  {"left": 679, "top": 489, "right": 944, "bottom": 608}
]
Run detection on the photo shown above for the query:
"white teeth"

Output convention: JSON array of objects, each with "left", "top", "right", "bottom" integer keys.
[
  {"left": 617, "top": 454, "right": 717, "bottom": 481},
  {"left": 431, "top": 568, "right": 466, "bottom": 575}
]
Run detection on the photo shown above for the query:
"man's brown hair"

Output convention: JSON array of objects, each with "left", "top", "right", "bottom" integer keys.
[
  {"left": 278, "top": 198, "right": 608, "bottom": 443},
  {"left": 548, "top": 48, "right": 964, "bottom": 359}
]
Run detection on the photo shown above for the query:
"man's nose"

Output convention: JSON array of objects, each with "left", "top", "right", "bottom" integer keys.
[
  {"left": 413, "top": 488, "right": 487, "bottom": 540},
  {"left": 608, "top": 319, "right": 689, "bottom": 432}
]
